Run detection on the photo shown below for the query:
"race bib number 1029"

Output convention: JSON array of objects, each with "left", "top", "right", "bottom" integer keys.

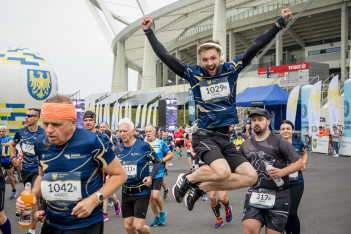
[{"left": 200, "top": 77, "right": 230, "bottom": 104}]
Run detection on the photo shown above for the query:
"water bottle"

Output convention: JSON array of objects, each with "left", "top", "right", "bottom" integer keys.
[
  {"left": 19, "top": 182, "right": 33, "bottom": 228},
  {"left": 264, "top": 162, "right": 284, "bottom": 187}
]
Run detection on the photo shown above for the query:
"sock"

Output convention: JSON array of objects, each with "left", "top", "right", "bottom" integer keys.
[
  {"left": 176, "top": 151, "right": 179, "bottom": 157},
  {"left": 211, "top": 202, "right": 221, "bottom": 218},
  {"left": 0, "top": 218, "right": 11, "bottom": 234},
  {"left": 222, "top": 199, "right": 230, "bottom": 209},
  {"left": 28, "top": 228, "right": 35, "bottom": 234}
]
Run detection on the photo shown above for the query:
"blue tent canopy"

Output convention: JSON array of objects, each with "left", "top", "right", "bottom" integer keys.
[{"left": 236, "top": 84, "right": 301, "bottom": 106}]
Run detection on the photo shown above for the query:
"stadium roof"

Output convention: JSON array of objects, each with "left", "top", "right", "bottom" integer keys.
[
  {"left": 154, "top": 91, "right": 189, "bottom": 106},
  {"left": 96, "top": 91, "right": 130, "bottom": 104},
  {"left": 121, "top": 92, "right": 163, "bottom": 106}
]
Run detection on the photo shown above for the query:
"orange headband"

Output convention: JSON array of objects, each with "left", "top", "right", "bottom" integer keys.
[{"left": 41, "top": 103, "right": 77, "bottom": 119}]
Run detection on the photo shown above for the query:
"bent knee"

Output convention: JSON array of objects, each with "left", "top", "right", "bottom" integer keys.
[{"left": 215, "top": 169, "right": 231, "bottom": 182}]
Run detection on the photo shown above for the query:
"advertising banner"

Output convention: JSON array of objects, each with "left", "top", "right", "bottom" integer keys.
[
  {"left": 166, "top": 98, "right": 177, "bottom": 131},
  {"left": 308, "top": 81, "right": 321, "bottom": 137},
  {"left": 311, "top": 136, "right": 329, "bottom": 154},
  {"left": 153, "top": 106, "right": 157, "bottom": 127},
  {"left": 286, "top": 85, "right": 300, "bottom": 126},
  {"left": 339, "top": 136, "right": 351, "bottom": 157},
  {"left": 328, "top": 75, "right": 339, "bottom": 134},
  {"left": 146, "top": 104, "right": 153, "bottom": 126},
  {"left": 140, "top": 104, "right": 147, "bottom": 129},
  {"left": 344, "top": 80, "right": 351, "bottom": 136},
  {"left": 301, "top": 85, "right": 313, "bottom": 143},
  {"left": 135, "top": 104, "right": 141, "bottom": 128},
  {"left": 188, "top": 88, "right": 196, "bottom": 125},
  {"left": 73, "top": 99, "right": 85, "bottom": 129}
]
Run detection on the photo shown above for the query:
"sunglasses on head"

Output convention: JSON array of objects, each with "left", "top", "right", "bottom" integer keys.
[{"left": 25, "top": 114, "right": 37, "bottom": 118}]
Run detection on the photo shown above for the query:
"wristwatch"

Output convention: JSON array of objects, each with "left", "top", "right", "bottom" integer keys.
[{"left": 94, "top": 192, "right": 104, "bottom": 204}]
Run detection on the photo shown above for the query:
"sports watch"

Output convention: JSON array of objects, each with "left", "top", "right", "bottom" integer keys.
[{"left": 94, "top": 192, "right": 104, "bottom": 203}]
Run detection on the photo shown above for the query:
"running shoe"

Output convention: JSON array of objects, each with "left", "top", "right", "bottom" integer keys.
[
  {"left": 214, "top": 217, "right": 224, "bottom": 228},
  {"left": 202, "top": 193, "right": 208, "bottom": 201},
  {"left": 158, "top": 210, "right": 167, "bottom": 225},
  {"left": 114, "top": 200, "right": 121, "bottom": 215},
  {"left": 225, "top": 205, "right": 233, "bottom": 222},
  {"left": 9, "top": 190, "right": 17, "bottom": 200},
  {"left": 151, "top": 216, "right": 159, "bottom": 226},
  {"left": 184, "top": 183, "right": 204, "bottom": 211},
  {"left": 103, "top": 213, "right": 109, "bottom": 222},
  {"left": 163, "top": 188, "right": 169, "bottom": 200},
  {"left": 107, "top": 199, "right": 113, "bottom": 207},
  {"left": 172, "top": 173, "right": 191, "bottom": 203}
]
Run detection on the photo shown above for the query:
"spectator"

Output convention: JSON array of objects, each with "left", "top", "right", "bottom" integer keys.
[
  {"left": 270, "top": 110, "right": 276, "bottom": 132},
  {"left": 332, "top": 126, "right": 340, "bottom": 157},
  {"left": 317, "top": 126, "right": 326, "bottom": 136}
]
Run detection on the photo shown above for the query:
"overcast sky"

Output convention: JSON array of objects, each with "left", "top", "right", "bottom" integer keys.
[{"left": 0, "top": 0, "right": 175, "bottom": 98}]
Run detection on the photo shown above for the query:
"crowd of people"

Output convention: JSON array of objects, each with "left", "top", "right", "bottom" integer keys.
[{"left": 0, "top": 7, "right": 341, "bottom": 234}]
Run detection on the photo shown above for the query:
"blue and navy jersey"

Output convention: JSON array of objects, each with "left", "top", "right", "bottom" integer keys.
[
  {"left": 13, "top": 126, "right": 45, "bottom": 172},
  {"left": 290, "top": 140, "right": 305, "bottom": 185},
  {"left": 1, "top": 135, "right": 13, "bottom": 163},
  {"left": 115, "top": 139, "right": 157, "bottom": 196},
  {"left": 163, "top": 135, "right": 173, "bottom": 145},
  {"left": 147, "top": 138, "right": 170, "bottom": 178},
  {"left": 95, "top": 131, "right": 112, "bottom": 149},
  {"left": 35, "top": 128, "right": 115, "bottom": 230},
  {"left": 183, "top": 57, "right": 243, "bottom": 129}
]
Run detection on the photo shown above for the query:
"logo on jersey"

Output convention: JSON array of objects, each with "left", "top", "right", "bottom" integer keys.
[
  {"left": 345, "top": 101, "right": 350, "bottom": 117},
  {"left": 52, "top": 173, "right": 58, "bottom": 180},
  {"left": 27, "top": 69, "right": 52, "bottom": 100},
  {"left": 312, "top": 139, "right": 317, "bottom": 149}
]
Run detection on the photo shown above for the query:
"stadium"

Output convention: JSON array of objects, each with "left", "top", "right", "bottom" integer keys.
[{"left": 83, "top": 0, "right": 348, "bottom": 131}]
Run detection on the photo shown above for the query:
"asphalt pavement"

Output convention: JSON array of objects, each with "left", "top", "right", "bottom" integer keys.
[{"left": 5, "top": 151, "right": 351, "bottom": 234}]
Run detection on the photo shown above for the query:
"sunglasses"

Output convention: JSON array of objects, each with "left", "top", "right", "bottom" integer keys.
[{"left": 25, "top": 114, "right": 37, "bottom": 118}]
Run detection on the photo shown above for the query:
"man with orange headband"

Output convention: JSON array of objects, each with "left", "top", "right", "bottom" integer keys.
[
  {"left": 142, "top": 9, "right": 291, "bottom": 211},
  {"left": 16, "top": 94, "right": 127, "bottom": 233},
  {"left": 9, "top": 107, "right": 44, "bottom": 234}
]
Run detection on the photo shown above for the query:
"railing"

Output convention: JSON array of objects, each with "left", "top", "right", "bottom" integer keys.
[{"left": 165, "top": 0, "right": 309, "bottom": 46}]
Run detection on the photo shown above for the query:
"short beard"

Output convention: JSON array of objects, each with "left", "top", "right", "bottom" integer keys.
[{"left": 253, "top": 126, "right": 267, "bottom": 136}]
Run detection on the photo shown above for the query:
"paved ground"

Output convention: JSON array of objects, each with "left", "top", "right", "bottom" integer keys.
[{"left": 5, "top": 151, "right": 351, "bottom": 233}]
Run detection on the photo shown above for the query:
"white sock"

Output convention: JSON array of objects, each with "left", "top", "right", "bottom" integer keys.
[{"left": 28, "top": 229, "right": 35, "bottom": 234}]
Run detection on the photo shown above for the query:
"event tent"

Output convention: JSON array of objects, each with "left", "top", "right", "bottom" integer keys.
[{"left": 236, "top": 84, "right": 301, "bottom": 130}]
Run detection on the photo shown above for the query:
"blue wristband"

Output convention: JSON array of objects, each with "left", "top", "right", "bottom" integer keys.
[{"left": 275, "top": 16, "right": 286, "bottom": 30}]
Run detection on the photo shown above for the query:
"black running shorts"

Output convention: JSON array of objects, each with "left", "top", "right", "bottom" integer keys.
[
  {"left": 242, "top": 188, "right": 290, "bottom": 232},
  {"left": 192, "top": 129, "right": 248, "bottom": 172},
  {"left": 2, "top": 162, "right": 13, "bottom": 170},
  {"left": 122, "top": 194, "right": 150, "bottom": 219},
  {"left": 151, "top": 177, "right": 163, "bottom": 191},
  {"left": 21, "top": 171, "right": 38, "bottom": 187}
]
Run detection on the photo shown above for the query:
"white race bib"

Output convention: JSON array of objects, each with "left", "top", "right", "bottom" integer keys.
[
  {"left": 22, "top": 143, "right": 35, "bottom": 155},
  {"left": 199, "top": 77, "right": 230, "bottom": 103},
  {"left": 249, "top": 188, "right": 276, "bottom": 209},
  {"left": 123, "top": 165, "right": 137, "bottom": 178},
  {"left": 41, "top": 172, "right": 82, "bottom": 202}
]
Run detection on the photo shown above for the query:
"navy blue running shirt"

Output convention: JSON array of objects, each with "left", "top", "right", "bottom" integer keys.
[
  {"left": 13, "top": 126, "right": 45, "bottom": 172},
  {"left": 35, "top": 128, "right": 115, "bottom": 230},
  {"left": 116, "top": 139, "right": 159, "bottom": 196}
]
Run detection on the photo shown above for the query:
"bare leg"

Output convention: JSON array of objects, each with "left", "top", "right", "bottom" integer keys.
[
  {"left": 242, "top": 219, "right": 262, "bottom": 234},
  {"left": 7, "top": 168, "right": 16, "bottom": 191}
]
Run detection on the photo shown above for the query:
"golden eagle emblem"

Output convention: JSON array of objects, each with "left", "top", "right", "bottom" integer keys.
[{"left": 27, "top": 69, "right": 52, "bottom": 100}]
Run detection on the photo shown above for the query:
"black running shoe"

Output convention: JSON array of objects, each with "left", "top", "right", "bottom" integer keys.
[
  {"left": 172, "top": 173, "right": 191, "bottom": 203},
  {"left": 184, "top": 183, "right": 205, "bottom": 211}
]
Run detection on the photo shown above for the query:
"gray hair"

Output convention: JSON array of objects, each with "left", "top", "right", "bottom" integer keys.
[
  {"left": 145, "top": 124, "right": 156, "bottom": 131},
  {"left": 119, "top": 118, "right": 134, "bottom": 130},
  {"left": 0, "top": 125, "right": 7, "bottom": 130}
]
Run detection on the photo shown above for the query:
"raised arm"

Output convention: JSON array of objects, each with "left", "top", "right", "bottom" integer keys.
[
  {"left": 241, "top": 8, "right": 291, "bottom": 67},
  {"left": 142, "top": 16, "right": 185, "bottom": 77}
]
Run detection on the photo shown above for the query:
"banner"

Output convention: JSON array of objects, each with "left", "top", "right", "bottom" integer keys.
[
  {"left": 106, "top": 103, "right": 110, "bottom": 127},
  {"left": 153, "top": 106, "right": 157, "bottom": 127},
  {"left": 119, "top": 104, "right": 123, "bottom": 121},
  {"left": 311, "top": 136, "right": 329, "bottom": 154},
  {"left": 140, "top": 104, "right": 147, "bottom": 128},
  {"left": 344, "top": 80, "right": 351, "bottom": 136},
  {"left": 135, "top": 104, "right": 141, "bottom": 128},
  {"left": 188, "top": 88, "right": 196, "bottom": 125},
  {"left": 339, "top": 136, "right": 351, "bottom": 157},
  {"left": 124, "top": 104, "right": 128, "bottom": 118},
  {"left": 146, "top": 104, "right": 153, "bottom": 126},
  {"left": 166, "top": 98, "right": 178, "bottom": 131},
  {"left": 95, "top": 104, "right": 100, "bottom": 124},
  {"left": 114, "top": 103, "right": 120, "bottom": 129},
  {"left": 99, "top": 104, "right": 103, "bottom": 124},
  {"left": 308, "top": 81, "right": 321, "bottom": 137},
  {"left": 286, "top": 85, "right": 300, "bottom": 126},
  {"left": 328, "top": 75, "right": 339, "bottom": 134},
  {"left": 129, "top": 103, "right": 132, "bottom": 119},
  {"left": 73, "top": 99, "right": 85, "bottom": 129},
  {"left": 301, "top": 85, "right": 313, "bottom": 143}
]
